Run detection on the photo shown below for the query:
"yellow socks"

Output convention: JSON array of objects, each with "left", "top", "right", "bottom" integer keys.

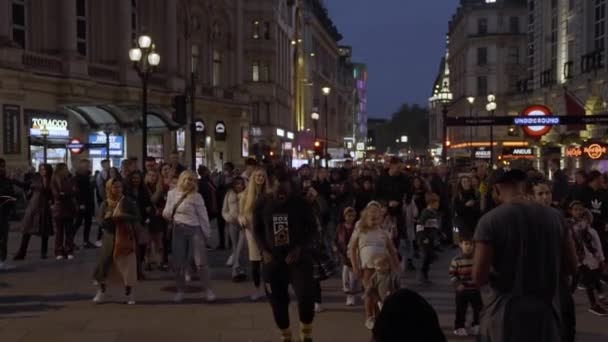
[
  {"left": 300, "top": 322, "right": 312, "bottom": 340},
  {"left": 280, "top": 328, "right": 292, "bottom": 341}
]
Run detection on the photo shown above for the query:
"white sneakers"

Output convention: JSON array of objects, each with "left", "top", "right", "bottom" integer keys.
[
  {"left": 364, "top": 317, "right": 375, "bottom": 330},
  {"left": 250, "top": 287, "right": 263, "bottom": 301},
  {"left": 92, "top": 290, "right": 105, "bottom": 304},
  {"left": 126, "top": 293, "right": 136, "bottom": 305},
  {"left": 454, "top": 328, "right": 468, "bottom": 336},
  {"left": 314, "top": 303, "right": 324, "bottom": 313},
  {"left": 67, "top": 254, "right": 74, "bottom": 260},
  {"left": 345, "top": 295, "right": 355, "bottom": 306},
  {"left": 56, "top": 255, "right": 64, "bottom": 260},
  {"left": 95, "top": 240, "right": 102, "bottom": 247},
  {"left": 204, "top": 289, "right": 216, "bottom": 302},
  {"left": 0, "top": 261, "right": 16, "bottom": 271},
  {"left": 226, "top": 254, "right": 234, "bottom": 267},
  {"left": 454, "top": 325, "right": 479, "bottom": 336},
  {"left": 173, "top": 292, "right": 184, "bottom": 303}
]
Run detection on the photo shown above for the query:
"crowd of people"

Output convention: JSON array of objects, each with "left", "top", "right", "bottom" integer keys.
[{"left": 1, "top": 153, "right": 608, "bottom": 342}]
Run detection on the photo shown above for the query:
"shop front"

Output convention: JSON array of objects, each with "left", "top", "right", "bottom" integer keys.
[
  {"left": 27, "top": 111, "right": 71, "bottom": 170},
  {"left": 565, "top": 143, "right": 608, "bottom": 173}
]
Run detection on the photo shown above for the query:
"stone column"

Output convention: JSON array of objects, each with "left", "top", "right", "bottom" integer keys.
[
  {"left": 117, "top": 0, "right": 132, "bottom": 83},
  {"left": 0, "top": 0, "right": 11, "bottom": 46},
  {"left": 59, "top": 0, "right": 77, "bottom": 56},
  {"left": 164, "top": 0, "right": 177, "bottom": 75}
]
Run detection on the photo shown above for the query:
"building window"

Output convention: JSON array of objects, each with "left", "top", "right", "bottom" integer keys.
[
  {"left": 76, "top": 0, "right": 87, "bottom": 56},
  {"left": 252, "top": 20, "right": 260, "bottom": 40},
  {"left": 509, "top": 17, "right": 520, "bottom": 34},
  {"left": 477, "top": 47, "right": 488, "bottom": 65},
  {"left": 264, "top": 22, "right": 270, "bottom": 40},
  {"left": 11, "top": 0, "right": 26, "bottom": 48},
  {"left": 478, "top": 18, "right": 488, "bottom": 35},
  {"left": 131, "top": 0, "right": 137, "bottom": 41},
  {"left": 260, "top": 62, "right": 269, "bottom": 82},
  {"left": 477, "top": 76, "right": 488, "bottom": 96},
  {"left": 252, "top": 61, "right": 260, "bottom": 82},
  {"left": 212, "top": 50, "right": 221, "bottom": 86},
  {"left": 595, "top": 0, "right": 606, "bottom": 52},
  {"left": 191, "top": 44, "right": 199, "bottom": 74}
]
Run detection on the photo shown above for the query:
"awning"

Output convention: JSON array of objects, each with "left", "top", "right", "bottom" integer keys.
[
  {"left": 63, "top": 105, "right": 133, "bottom": 130},
  {"left": 115, "top": 104, "right": 182, "bottom": 130}
]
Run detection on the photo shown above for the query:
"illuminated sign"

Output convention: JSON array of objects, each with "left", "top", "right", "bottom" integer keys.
[
  {"left": 241, "top": 128, "right": 249, "bottom": 158},
  {"left": 195, "top": 119, "right": 205, "bottom": 132},
  {"left": 283, "top": 142, "right": 292, "bottom": 150},
  {"left": 474, "top": 148, "right": 491, "bottom": 159},
  {"left": 67, "top": 138, "right": 84, "bottom": 154},
  {"left": 89, "top": 133, "right": 124, "bottom": 157},
  {"left": 251, "top": 126, "right": 262, "bottom": 136},
  {"left": 215, "top": 121, "right": 227, "bottom": 141},
  {"left": 519, "top": 105, "right": 553, "bottom": 138},
  {"left": 566, "top": 144, "right": 607, "bottom": 159},
  {"left": 286, "top": 131, "right": 294, "bottom": 140},
  {"left": 276, "top": 128, "right": 285, "bottom": 137},
  {"left": 30, "top": 117, "right": 69, "bottom": 138},
  {"left": 502, "top": 147, "right": 535, "bottom": 159},
  {"left": 356, "top": 142, "right": 365, "bottom": 151}
]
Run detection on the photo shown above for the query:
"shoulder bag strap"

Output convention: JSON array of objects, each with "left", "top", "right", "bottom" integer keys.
[{"left": 171, "top": 193, "right": 189, "bottom": 221}]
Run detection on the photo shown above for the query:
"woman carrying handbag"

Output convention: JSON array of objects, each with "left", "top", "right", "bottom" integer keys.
[{"left": 163, "top": 170, "right": 215, "bottom": 303}]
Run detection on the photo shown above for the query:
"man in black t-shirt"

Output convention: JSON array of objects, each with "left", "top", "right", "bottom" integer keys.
[{"left": 254, "top": 178, "right": 316, "bottom": 342}]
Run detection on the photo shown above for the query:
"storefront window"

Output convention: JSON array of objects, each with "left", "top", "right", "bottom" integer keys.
[
  {"left": 148, "top": 135, "right": 164, "bottom": 162},
  {"left": 89, "top": 132, "right": 124, "bottom": 172}
]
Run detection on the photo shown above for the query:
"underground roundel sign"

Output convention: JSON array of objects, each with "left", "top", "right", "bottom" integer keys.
[{"left": 520, "top": 105, "right": 553, "bottom": 138}]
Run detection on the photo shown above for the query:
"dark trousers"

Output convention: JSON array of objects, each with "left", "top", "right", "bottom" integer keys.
[
  {"left": 313, "top": 279, "right": 322, "bottom": 304},
  {"left": 54, "top": 218, "right": 75, "bottom": 256},
  {"left": 0, "top": 220, "right": 9, "bottom": 261},
  {"left": 263, "top": 258, "right": 315, "bottom": 330},
  {"left": 417, "top": 229, "right": 437, "bottom": 279},
  {"left": 454, "top": 290, "right": 482, "bottom": 329},
  {"left": 580, "top": 265, "right": 604, "bottom": 305},
  {"left": 17, "top": 233, "right": 48, "bottom": 257},
  {"left": 561, "top": 289, "right": 576, "bottom": 342},
  {"left": 251, "top": 260, "right": 261, "bottom": 287},
  {"left": 217, "top": 215, "right": 226, "bottom": 249},
  {"left": 74, "top": 209, "right": 93, "bottom": 244}
]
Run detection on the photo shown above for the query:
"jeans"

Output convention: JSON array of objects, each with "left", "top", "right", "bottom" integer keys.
[
  {"left": 263, "top": 257, "right": 315, "bottom": 330},
  {"left": 17, "top": 233, "right": 48, "bottom": 257},
  {"left": 454, "top": 290, "right": 482, "bottom": 329},
  {"left": 172, "top": 223, "right": 210, "bottom": 292},
  {"left": 54, "top": 218, "right": 75, "bottom": 256},
  {"left": 417, "top": 229, "right": 437, "bottom": 279},
  {"left": 342, "top": 265, "right": 359, "bottom": 294},
  {"left": 227, "top": 222, "right": 245, "bottom": 275}
]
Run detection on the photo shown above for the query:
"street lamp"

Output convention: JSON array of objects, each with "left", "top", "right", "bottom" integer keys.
[
  {"left": 311, "top": 111, "right": 319, "bottom": 140},
  {"left": 486, "top": 94, "right": 497, "bottom": 167},
  {"left": 322, "top": 86, "right": 331, "bottom": 168},
  {"left": 40, "top": 125, "right": 49, "bottom": 164},
  {"left": 436, "top": 82, "right": 452, "bottom": 163},
  {"left": 467, "top": 96, "right": 475, "bottom": 155},
  {"left": 129, "top": 34, "right": 160, "bottom": 171}
]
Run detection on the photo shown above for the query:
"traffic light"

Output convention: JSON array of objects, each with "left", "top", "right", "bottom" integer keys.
[
  {"left": 314, "top": 140, "right": 323, "bottom": 156},
  {"left": 172, "top": 95, "right": 187, "bottom": 125}
]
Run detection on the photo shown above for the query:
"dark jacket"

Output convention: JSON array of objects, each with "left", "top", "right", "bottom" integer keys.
[
  {"left": 376, "top": 173, "right": 410, "bottom": 204},
  {"left": 552, "top": 169, "right": 570, "bottom": 205},
  {"left": 74, "top": 172, "right": 95, "bottom": 213},
  {"left": 581, "top": 186, "right": 608, "bottom": 229},
  {"left": 253, "top": 194, "right": 315, "bottom": 260},
  {"left": 0, "top": 175, "right": 16, "bottom": 219},
  {"left": 21, "top": 174, "right": 53, "bottom": 236},
  {"left": 452, "top": 190, "right": 481, "bottom": 235},
  {"left": 51, "top": 177, "right": 77, "bottom": 219},
  {"left": 125, "top": 185, "right": 152, "bottom": 224}
]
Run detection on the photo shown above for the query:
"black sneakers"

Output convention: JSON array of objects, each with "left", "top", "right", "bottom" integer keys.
[{"left": 589, "top": 304, "right": 608, "bottom": 316}]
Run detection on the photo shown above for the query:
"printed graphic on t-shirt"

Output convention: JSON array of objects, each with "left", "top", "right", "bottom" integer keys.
[
  {"left": 273, "top": 214, "right": 290, "bottom": 247},
  {"left": 591, "top": 199, "right": 602, "bottom": 215}
]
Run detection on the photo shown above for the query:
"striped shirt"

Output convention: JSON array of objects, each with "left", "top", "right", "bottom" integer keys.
[{"left": 449, "top": 254, "right": 478, "bottom": 290}]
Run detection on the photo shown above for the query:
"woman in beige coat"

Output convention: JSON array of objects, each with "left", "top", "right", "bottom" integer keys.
[{"left": 239, "top": 167, "right": 274, "bottom": 301}]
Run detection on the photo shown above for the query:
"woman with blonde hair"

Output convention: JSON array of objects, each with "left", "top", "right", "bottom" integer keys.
[
  {"left": 239, "top": 167, "right": 274, "bottom": 301},
  {"left": 163, "top": 170, "right": 215, "bottom": 303},
  {"left": 92, "top": 179, "right": 139, "bottom": 304},
  {"left": 51, "top": 163, "right": 77, "bottom": 260}
]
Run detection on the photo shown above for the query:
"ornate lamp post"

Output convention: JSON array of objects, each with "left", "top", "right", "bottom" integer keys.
[
  {"left": 129, "top": 34, "right": 160, "bottom": 171},
  {"left": 486, "top": 94, "right": 497, "bottom": 167},
  {"left": 437, "top": 83, "right": 452, "bottom": 163},
  {"left": 467, "top": 96, "right": 475, "bottom": 156},
  {"left": 311, "top": 111, "right": 319, "bottom": 140},
  {"left": 40, "top": 125, "right": 49, "bottom": 164},
  {"left": 321, "top": 86, "right": 331, "bottom": 168}
]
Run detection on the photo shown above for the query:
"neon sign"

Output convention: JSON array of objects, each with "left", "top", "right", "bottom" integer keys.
[{"left": 519, "top": 105, "right": 554, "bottom": 138}]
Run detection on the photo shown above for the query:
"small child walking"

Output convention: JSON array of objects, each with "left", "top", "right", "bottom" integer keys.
[
  {"left": 416, "top": 193, "right": 441, "bottom": 284},
  {"left": 366, "top": 255, "right": 400, "bottom": 310},
  {"left": 568, "top": 201, "right": 607, "bottom": 316},
  {"left": 349, "top": 201, "right": 400, "bottom": 330},
  {"left": 449, "top": 236, "right": 482, "bottom": 336},
  {"left": 334, "top": 206, "right": 359, "bottom": 306}
]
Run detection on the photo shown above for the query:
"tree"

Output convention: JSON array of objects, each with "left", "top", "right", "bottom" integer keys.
[{"left": 375, "top": 103, "right": 429, "bottom": 153}]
